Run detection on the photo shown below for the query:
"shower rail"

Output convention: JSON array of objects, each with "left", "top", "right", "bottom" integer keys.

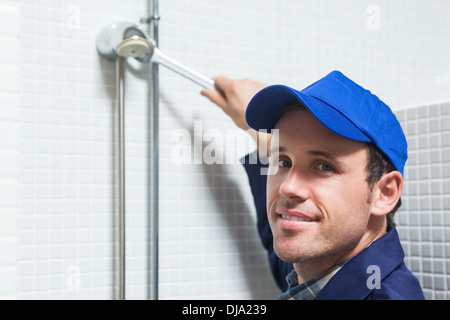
[
  {"left": 116, "top": 56, "right": 126, "bottom": 301},
  {"left": 149, "top": 0, "right": 160, "bottom": 301},
  {"left": 96, "top": 0, "right": 218, "bottom": 299}
]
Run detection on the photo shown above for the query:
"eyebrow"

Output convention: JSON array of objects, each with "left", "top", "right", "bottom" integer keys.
[
  {"left": 271, "top": 147, "right": 343, "bottom": 164},
  {"left": 271, "top": 147, "right": 336, "bottom": 158},
  {"left": 307, "top": 150, "right": 338, "bottom": 160}
]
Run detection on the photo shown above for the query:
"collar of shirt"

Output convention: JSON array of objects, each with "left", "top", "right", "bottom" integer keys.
[{"left": 277, "top": 258, "right": 352, "bottom": 300}]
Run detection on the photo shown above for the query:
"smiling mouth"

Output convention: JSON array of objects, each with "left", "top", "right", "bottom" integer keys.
[{"left": 281, "top": 214, "right": 317, "bottom": 222}]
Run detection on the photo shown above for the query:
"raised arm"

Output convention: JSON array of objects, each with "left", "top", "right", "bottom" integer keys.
[{"left": 201, "top": 76, "right": 293, "bottom": 290}]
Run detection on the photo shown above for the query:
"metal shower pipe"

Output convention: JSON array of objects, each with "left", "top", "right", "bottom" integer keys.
[
  {"left": 148, "top": 0, "right": 160, "bottom": 301},
  {"left": 116, "top": 57, "right": 126, "bottom": 301}
]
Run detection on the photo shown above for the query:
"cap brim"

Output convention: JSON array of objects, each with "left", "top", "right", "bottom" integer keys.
[{"left": 245, "top": 85, "right": 371, "bottom": 143}]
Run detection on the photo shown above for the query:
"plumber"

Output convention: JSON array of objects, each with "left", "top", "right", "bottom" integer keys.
[{"left": 201, "top": 71, "right": 425, "bottom": 300}]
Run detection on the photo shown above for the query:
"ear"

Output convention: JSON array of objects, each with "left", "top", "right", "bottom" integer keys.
[{"left": 370, "top": 171, "right": 403, "bottom": 216}]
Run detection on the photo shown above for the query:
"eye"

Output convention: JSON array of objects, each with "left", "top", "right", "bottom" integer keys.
[
  {"left": 279, "top": 159, "right": 292, "bottom": 168},
  {"left": 316, "top": 163, "right": 334, "bottom": 172}
]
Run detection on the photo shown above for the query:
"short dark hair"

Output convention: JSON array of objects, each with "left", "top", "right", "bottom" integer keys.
[{"left": 365, "top": 143, "right": 401, "bottom": 227}]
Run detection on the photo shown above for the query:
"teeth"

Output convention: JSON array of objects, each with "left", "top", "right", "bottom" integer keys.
[{"left": 281, "top": 215, "right": 315, "bottom": 222}]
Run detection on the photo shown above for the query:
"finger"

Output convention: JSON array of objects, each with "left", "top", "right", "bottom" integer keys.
[
  {"left": 212, "top": 75, "right": 233, "bottom": 93},
  {"left": 200, "top": 88, "right": 228, "bottom": 109}
]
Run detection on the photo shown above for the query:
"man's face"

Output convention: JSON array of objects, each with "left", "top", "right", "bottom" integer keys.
[{"left": 267, "top": 107, "right": 374, "bottom": 266}]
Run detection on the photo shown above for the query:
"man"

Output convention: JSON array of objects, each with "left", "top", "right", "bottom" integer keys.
[{"left": 201, "top": 71, "right": 424, "bottom": 300}]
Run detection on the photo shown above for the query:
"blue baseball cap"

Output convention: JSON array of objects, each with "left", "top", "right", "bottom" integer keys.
[{"left": 245, "top": 70, "right": 408, "bottom": 175}]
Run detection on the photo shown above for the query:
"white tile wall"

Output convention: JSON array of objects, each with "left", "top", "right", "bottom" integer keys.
[
  {"left": 0, "top": 0, "right": 449, "bottom": 300},
  {"left": 397, "top": 102, "right": 450, "bottom": 300},
  {"left": 0, "top": 2, "right": 19, "bottom": 300},
  {"left": 15, "top": 0, "right": 149, "bottom": 300}
]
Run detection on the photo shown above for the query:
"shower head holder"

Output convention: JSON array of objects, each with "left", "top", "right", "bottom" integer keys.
[
  {"left": 96, "top": 21, "right": 216, "bottom": 90},
  {"left": 96, "top": 22, "right": 154, "bottom": 61}
]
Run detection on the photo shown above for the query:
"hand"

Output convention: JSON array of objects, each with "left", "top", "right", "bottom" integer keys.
[
  {"left": 201, "top": 76, "right": 271, "bottom": 157},
  {"left": 201, "top": 76, "right": 268, "bottom": 131}
]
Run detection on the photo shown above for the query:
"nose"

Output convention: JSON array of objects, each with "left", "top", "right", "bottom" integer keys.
[{"left": 279, "top": 168, "right": 310, "bottom": 201}]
